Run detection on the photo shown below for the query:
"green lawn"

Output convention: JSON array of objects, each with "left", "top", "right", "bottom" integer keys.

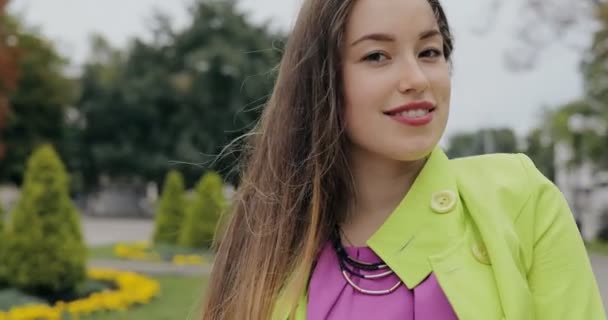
[
  {"left": 83, "top": 275, "right": 207, "bottom": 320},
  {"left": 88, "top": 243, "right": 116, "bottom": 260},
  {"left": 87, "top": 242, "right": 213, "bottom": 261},
  {"left": 86, "top": 242, "right": 211, "bottom": 319}
]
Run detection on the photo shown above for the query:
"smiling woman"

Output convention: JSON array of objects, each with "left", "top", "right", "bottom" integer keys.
[
  {"left": 200, "top": 0, "right": 605, "bottom": 319},
  {"left": 341, "top": 0, "right": 452, "bottom": 165}
]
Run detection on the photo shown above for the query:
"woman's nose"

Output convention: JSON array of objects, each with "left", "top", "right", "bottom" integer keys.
[{"left": 397, "top": 58, "right": 429, "bottom": 94}]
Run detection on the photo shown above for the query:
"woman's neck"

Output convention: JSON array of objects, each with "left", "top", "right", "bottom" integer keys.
[{"left": 340, "top": 146, "right": 427, "bottom": 247}]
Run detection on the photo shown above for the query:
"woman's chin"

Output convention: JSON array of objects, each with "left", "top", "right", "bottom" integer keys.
[{"left": 387, "top": 139, "right": 438, "bottom": 162}]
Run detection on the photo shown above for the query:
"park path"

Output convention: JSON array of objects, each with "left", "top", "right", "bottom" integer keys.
[
  {"left": 83, "top": 216, "right": 210, "bottom": 275},
  {"left": 88, "top": 258, "right": 210, "bottom": 276}
]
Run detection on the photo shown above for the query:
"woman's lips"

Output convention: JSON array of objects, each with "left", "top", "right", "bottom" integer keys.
[
  {"left": 383, "top": 101, "right": 436, "bottom": 127},
  {"left": 386, "top": 109, "right": 435, "bottom": 126}
]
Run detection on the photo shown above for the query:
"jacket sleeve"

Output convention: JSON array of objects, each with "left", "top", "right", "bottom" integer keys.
[{"left": 520, "top": 155, "right": 606, "bottom": 319}]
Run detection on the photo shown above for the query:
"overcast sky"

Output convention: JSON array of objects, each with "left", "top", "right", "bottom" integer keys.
[{"left": 8, "top": 0, "right": 589, "bottom": 142}]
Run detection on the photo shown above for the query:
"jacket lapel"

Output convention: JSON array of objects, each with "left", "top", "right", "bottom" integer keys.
[
  {"left": 367, "top": 147, "right": 465, "bottom": 289},
  {"left": 366, "top": 148, "right": 508, "bottom": 319}
]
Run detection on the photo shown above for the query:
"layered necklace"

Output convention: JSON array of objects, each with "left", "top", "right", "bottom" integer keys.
[{"left": 331, "top": 228, "right": 403, "bottom": 295}]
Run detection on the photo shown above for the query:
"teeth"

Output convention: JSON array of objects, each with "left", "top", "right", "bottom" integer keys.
[{"left": 397, "top": 109, "right": 429, "bottom": 118}]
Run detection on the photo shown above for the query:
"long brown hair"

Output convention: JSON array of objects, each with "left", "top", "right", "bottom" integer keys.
[{"left": 201, "top": 0, "right": 454, "bottom": 319}]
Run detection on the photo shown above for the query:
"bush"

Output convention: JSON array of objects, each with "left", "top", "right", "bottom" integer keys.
[
  {"left": 0, "top": 201, "right": 4, "bottom": 235},
  {"left": 179, "top": 171, "right": 226, "bottom": 249},
  {"left": 152, "top": 170, "right": 187, "bottom": 245},
  {"left": 0, "top": 202, "right": 5, "bottom": 286},
  {"left": 1, "top": 145, "right": 86, "bottom": 295}
]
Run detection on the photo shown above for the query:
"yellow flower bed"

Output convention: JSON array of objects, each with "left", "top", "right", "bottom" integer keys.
[
  {"left": 0, "top": 268, "right": 160, "bottom": 320},
  {"left": 113, "top": 241, "right": 160, "bottom": 261},
  {"left": 114, "top": 241, "right": 206, "bottom": 265},
  {"left": 172, "top": 254, "right": 205, "bottom": 265}
]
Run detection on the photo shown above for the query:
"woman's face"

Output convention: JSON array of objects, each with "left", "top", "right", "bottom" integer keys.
[{"left": 342, "top": 0, "right": 451, "bottom": 162}]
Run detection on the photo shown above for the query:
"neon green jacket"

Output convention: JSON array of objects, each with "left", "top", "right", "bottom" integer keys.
[{"left": 274, "top": 148, "right": 606, "bottom": 319}]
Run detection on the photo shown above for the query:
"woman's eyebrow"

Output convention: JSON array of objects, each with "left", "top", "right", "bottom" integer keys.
[
  {"left": 350, "top": 33, "right": 395, "bottom": 47},
  {"left": 350, "top": 29, "right": 441, "bottom": 47},
  {"left": 419, "top": 29, "right": 441, "bottom": 40}
]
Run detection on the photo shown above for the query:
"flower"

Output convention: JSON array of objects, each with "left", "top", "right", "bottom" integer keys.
[
  {"left": 113, "top": 242, "right": 160, "bottom": 261},
  {"left": 113, "top": 242, "right": 206, "bottom": 265},
  {"left": 0, "top": 268, "right": 160, "bottom": 320},
  {"left": 172, "top": 254, "right": 205, "bottom": 265}
]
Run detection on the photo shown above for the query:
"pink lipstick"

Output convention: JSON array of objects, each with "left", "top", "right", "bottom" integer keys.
[{"left": 383, "top": 101, "right": 436, "bottom": 127}]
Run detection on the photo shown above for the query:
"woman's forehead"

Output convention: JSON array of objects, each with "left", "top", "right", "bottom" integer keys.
[{"left": 345, "top": 0, "right": 438, "bottom": 39}]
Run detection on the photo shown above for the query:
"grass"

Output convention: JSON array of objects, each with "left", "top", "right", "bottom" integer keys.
[
  {"left": 0, "top": 276, "right": 206, "bottom": 320},
  {"left": 88, "top": 243, "right": 116, "bottom": 260},
  {"left": 87, "top": 242, "right": 214, "bottom": 262},
  {"left": 83, "top": 275, "right": 207, "bottom": 320}
]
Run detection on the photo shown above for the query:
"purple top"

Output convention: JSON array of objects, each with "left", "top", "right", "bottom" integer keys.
[{"left": 307, "top": 242, "right": 458, "bottom": 319}]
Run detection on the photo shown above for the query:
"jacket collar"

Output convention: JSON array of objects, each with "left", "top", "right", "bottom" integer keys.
[
  {"left": 367, "top": 147, "right": 466, "bottom": 289},
  {"left": 274, "top": 147, "right": 466, "bottom": 319}
]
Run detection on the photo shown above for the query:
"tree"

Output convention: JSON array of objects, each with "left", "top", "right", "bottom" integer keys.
[
  {"left": 179, "top": 171, "right": 226, "bottom": 249},
  {"left": 483, "top": 0, "right": 595, "bottom": 70},
  {"left": 0, "top": 198, "right": 5, "bottom": 283},
  {"left": 582, "top": 4, "right": 608, "bottom": 115},
  {"left": 0, "top": 196, "right": 4, "bottom": 239},
  {"left": 509, "top": 3, "right": 608, "bottom": 173},
  {"left": 446, "top": 128, "right": 519, "bottom": 159},
  {"left": 0, "top": 0, "right": 21, "bottom": 161},
  {"left": 2, "top": 145, "right": 86, "bottom": 295},
  {"left": 0, "top": 14, "right": 75, "bottom": 184},
  {"left": 77, "top": 1, "right": 283, "bottom": 188},
  {"left": 153, "top": 170, "right": 187, "bottom": 245},
  {"left": 524, "top": 128, "right": 555, "bottom": 180},
  {"left": 0, "top": 199, "right": 4, "bottom": 232},
  {"left": 577, "top": 4, "right": 608, "bottom": 170},
  {"left": 547, "top": 100, "right": 608, "bottom": 168}
]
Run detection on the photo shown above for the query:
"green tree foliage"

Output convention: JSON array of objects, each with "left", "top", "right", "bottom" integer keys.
[
  {"left": 0, "top": 16, "right": 75, "bottom": 185},
  {"left": 0, "top": 0, "right": 21, "bottom": 161},
  {"left": 153, "top": 170, "right": 187, "bottom": 245},
  {"left": 77, "top": 1, "right": 284, "bottom": 188},
  {"left": 523, "top": 2, "right": 608, "bottom": 172},
  {"left": 0, "top": 199, "right": 5, "bottom": 285},
  {"left": 1, "top": 145, "right": 86, "bottom": 295},
  {"left": 0, "top": 197, "right": 4, "bottom": 243},
  {"left": 446, "top": 128, "right": 519, "bottom": 159},
  {"left": 576, "top": 5, "right": 608, "bottom": 169},
  {"left": 0, "top": 199, "right": 4, "bottom": 234},
  {"left": 179, "top": 171, "right": 226, "bottom": 249},
  {"left": 524, "top": 128, "right": 555, "bottom": 180},
  {"left": 545, "top": 100, "right": 607, "bottom": 167},
  {"left": 583, "top": 4, "right": 608, "bottom": 115}
]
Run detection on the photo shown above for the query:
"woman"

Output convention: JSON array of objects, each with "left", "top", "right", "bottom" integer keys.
[{"left": 202, "top": 0, "right": 605, "bottom": 319}]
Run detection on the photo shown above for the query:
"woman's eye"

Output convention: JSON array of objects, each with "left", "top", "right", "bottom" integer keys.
[
  {"left": 363, "top": 52, "right": 388, "bottom": 63},
  {"left": 420, "top": 48, "right": 443, "bottom": 59}
]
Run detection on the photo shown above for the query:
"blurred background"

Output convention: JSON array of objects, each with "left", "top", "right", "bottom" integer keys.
[{"left": 1, "top": 0, "right": 608, "bottom": 319}]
